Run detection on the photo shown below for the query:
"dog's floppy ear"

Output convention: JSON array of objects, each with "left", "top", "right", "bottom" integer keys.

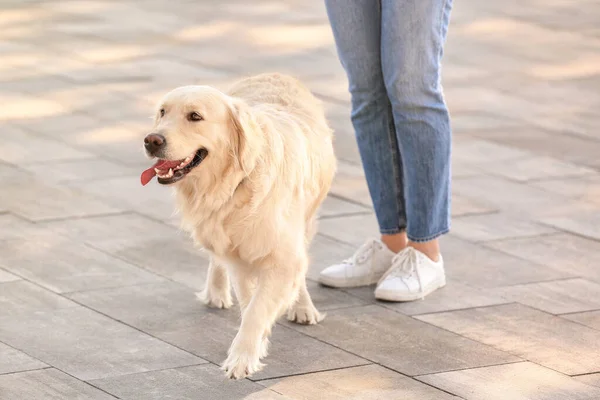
[{"left": 229, "top": 98, "right": 259, "bottom": 174}]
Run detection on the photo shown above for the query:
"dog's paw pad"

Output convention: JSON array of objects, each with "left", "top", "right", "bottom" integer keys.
[{"left": 196, "top": 289, "right": 233, "bottom": 309}]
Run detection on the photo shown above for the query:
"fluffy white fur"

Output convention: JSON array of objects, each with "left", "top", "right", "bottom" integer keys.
[{"left": 150, "top": 73, "right": 336, "bottom": 379}]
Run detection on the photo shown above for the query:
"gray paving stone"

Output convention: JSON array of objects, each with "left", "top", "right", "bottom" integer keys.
[
  {"left": 245, "top": 389, "right": 292, "bottom": 400},
  {"left": 575, "top": 373, "right": 600, "bottom": 389},
  {"left": 0, "top": 162, "right": 32, "bottom": 184},
  {"left": 451, "top": 194, "right": 496, "bottom": 217},
  {"left": 232, "top": 50, "right": 342, "bottom": 83},
  {"left": 354, "top": 281, "right": 508, "bottom": 316},
  {"left": 440, "top": 235, "right": 574, "bottom": 288},
  {"left": 0, "top": 179, "right": 123, "bottom": 222},
  {"left": 67, "top": 282, "right": 214, "bottom": 333},
  {"left": 0, "top": 233, "right": 164, "bottom": 293},
  {"left": 451, "top": 158, "right": 486, "bottom": 179},
  {"left": 417, "top": 303, "right": 600, "bottom": 375},
  {"left": 68, "top": 282, "right": 367, "bottom": 380},
  {"left": 261, "top": 364, "right": 458, "bottom": 400},
  {"left": 23, "top": 158, "right": 137, "bottom": 183},
  {"left": 541, "top": 193, "right": 600, "bottom": 227},
  {"left": 0, "top": 342, "right": 47, "bottom": 375},
  {"left": 27, "top": 111, "right": 136, "bottom": 144},
  {"left": 485, "top": 233, "right": 600, "bottom": 282},
  {"left": 450, "top": 113, "right": 524, "bottom": 134},
  {"left": 418, "top": 362, "right": 600, "bottom": 400},
  {"left": 0, "top": 306, "right": 203, "bottom": 380},
  {"left": 450, "top": 212, "right": 557, "bottom": 242},
  {"left": 40, "top": 213, "right": 179, "bottom": 246},
  {"left": 317, "top": 213, "right": 379, "bottom": 247},
  {"left": 491, "top": 278, "right": 600, "bottom": 315},
  {"left": 43, "top": 88, "right": 144, "bottom": 123},
  {"left": 532, "top": 175, "right": 600, "bottom": 207},
  {"left": 319, "top": 196, "right": 370, "bottom": 218},
  {"left": 440, "top": 62, "right": 491, "bottom": 88},
  {"left": 0, "top": 280, "right": 77, "bottom": 315},
  {"left": 0, "top": 267, "right": 20, "bottom": 282},
  {"left": 452, "top": 138, "right": 531, "bottom": 164},
  {"left": 10, "top": 112, "right": 103, "bottom": 138},
  {"left": 478, "top": 155, "right": 597, "bottom": 182},
  {"left": 324, "top": 104, "right": 355, "bottom": 147},
  {"left": 463, "top": 11, "right": 596, "bottom": 62},
  {"left": 75, "top": 59, "right": 229, "bottom": 89},
  {"left": 531, "top": 107, "right": 600, "bottom": 145},
  {"left": 329, "top": 161, "right": 371, "bottom": 207},
  {"left": 331, "top": 145, "right": 365, "bottom": 175},
  {"left": 50, "top": 122, "right": 152, "bottom": 164},
  {"left": 542, "top": 210, "right": 600, "bottom": 241},
  {"left": 91, "top": 235, "right": 210, "bottom": 291},
  {"left": 90, "top": 364, "right": 271, "bottom": 400},
  {"left": 0, "top": 74, "right": 76, "bottom": 96},
  {"left": 305, "top": 280, "right": 368, "bottom": 311},
  {"left": 68, "top": 175, "right": 177, "bottom": 222},
  {"left": 0, "top": 125, "right": 93, "bottom": 163},
  {"left": 0, "top": 213, "right": 41, "bottom": 240},
  {"left": 444, "top": 83, "right": 544, "bottom": 122},
  {"left": 0, "top": 368, "right": 116, "bottom": 400},
  {"left": 563, "top": 310, "right": 600, "bottom": 330},
  {"left": 471, "top": 127, "right": 600, "bottom": 170},
  {"left": 287, "top": 305, "right": 519, "bottom": 376},
  {"left": 452, "top": 175, "right": 569, "bottom": 217}
]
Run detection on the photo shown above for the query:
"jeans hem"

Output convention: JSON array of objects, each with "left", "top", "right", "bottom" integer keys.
[
  {"left": 379, "top": 227, "right": 406, "bottom": 235},
  {"left": 407, "top": 228, "right": 449, "bottom": 243}
]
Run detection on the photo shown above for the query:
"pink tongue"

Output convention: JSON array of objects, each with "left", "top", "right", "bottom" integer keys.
[{"left": 140, "top": 159, "right": 183, "bottom": 186}]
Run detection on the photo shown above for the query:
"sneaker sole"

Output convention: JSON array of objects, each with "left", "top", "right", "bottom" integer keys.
[
  {"left": 318, "top": 274, "right": 381, "bottom": 288},
  {"left": 374, "top": 277, "right": 447, "bottom": 302}
]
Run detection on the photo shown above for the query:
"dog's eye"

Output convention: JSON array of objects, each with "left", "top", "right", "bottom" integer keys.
[
  {"left": 159, "top": 109, "right": 165, "bottom": 117},
  {"left": 188, "top": 112, "right": 203, "bottom": 122}
]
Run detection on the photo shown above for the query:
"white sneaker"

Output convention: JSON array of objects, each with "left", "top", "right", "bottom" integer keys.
[
  {"left": 319, "top": 238, "right": 396, "bottom": 288},
  {"left": 375, "top": 247, "right": 446, "bottom": 302}
]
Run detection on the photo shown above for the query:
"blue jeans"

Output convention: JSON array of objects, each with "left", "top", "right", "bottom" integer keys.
[{"left": 325, "top": 0, "right": 452, "bottom": 242}]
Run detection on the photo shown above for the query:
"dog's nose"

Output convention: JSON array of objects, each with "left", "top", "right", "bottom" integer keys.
[{"left": 144, "top": 134, "right": 166, "bottom": 154}]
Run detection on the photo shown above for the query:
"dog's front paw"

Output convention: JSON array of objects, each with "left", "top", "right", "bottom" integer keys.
[
  {"left": 287, "top": 304, "right": 325, "bottom": 325},
  {"left": 221, "top": 351, "right": 265, "bottom": 380},
  {"left": 196, "top": 286, "right": 233, "bottom": 309}
]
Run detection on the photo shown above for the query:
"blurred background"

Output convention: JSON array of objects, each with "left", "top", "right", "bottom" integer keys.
[{"left": 1, "top": 1, "right": 600, "bottom": 399}]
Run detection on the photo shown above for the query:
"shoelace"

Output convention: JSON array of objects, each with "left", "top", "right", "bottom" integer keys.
[
  {"left": 378, "top": 247, "right": 425, "bottom": 299},
  {"left": 344, "top": 238, "right": 382, "bottom": 265}
]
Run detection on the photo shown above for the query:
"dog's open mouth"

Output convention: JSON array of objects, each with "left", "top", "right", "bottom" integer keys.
[{"left": 140, "top": 148, "right": 208, "bottom": 186}]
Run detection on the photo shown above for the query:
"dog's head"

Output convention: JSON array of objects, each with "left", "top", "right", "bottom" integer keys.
[{"left": 141, "top": 85, "right": 256, "bottom": 186}]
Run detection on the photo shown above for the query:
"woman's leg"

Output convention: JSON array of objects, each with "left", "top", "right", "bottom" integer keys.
[
  {"left": 373, "top": 0, "right": 452, "bottom": 302},
  {"left": 319, "top": 0, "right": 408, "bottom": 288},
  {"left": 380, "top": 0, "right": 453, "bottom": 256},
  {"left": 324, "top": 0, "right": 406, "bottom": 239}
]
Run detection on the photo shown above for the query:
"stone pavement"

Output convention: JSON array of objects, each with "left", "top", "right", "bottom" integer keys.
[{"left": 1, "top": 0, "right": 600, "bottom": 399}]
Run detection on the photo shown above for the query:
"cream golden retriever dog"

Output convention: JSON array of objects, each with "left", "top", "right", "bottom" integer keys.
[{"left": 140, "top": 73, "right": 336, "bottom": 379}]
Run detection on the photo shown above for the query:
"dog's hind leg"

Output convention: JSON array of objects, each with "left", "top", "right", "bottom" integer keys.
[
  {"left": 222, "top": 253, "right": 304, "bottom": 380},
  {"left": 197, "top": 258, "right": 233, "bottom": 309}
]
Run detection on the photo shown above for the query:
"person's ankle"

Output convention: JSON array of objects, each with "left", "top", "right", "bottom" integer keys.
[
  {"left": 381, "top": 232, "right": 407, "bottom": 253},
  {"left": 408, "top": 240, "right": 441, "bottom": 262}
]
